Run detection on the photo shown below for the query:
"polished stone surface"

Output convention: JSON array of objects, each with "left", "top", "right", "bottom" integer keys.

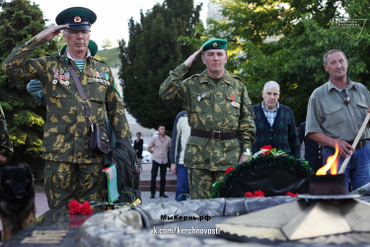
[
  {"left": 5, "top": 196, "right": 370, "bottom": 246},
  {"left": 2, "top": 210, "right": 98, "bottom": 247}
]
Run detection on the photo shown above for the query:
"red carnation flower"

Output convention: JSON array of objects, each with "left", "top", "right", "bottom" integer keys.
[
  {"left": 245, "top": 190, "right": 265, "bottom": 197},
  {"left": 224, "top": 166, "right": 235, "bottom": 175},
  {"left": 244, "top": 192, "right": 254, "bottom": 197},
  {"left": 81, "top": 201, "right": 93, "bottom": 215},
  {"left": 286, "top": 192, "right": 299, "bottom": 197},
  {"left": 261, "top": 145, "right": 272, "bottom": 150},
  {"left": 69, "top": 200, "right": 93, "bottom": 215},
  {"left": 261, "top": 145, "right": 273, "bottom": 156}
]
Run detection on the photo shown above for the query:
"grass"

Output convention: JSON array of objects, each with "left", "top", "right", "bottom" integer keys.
[{"left": 97, "top": 47, "right": 120, "bottom": 68}]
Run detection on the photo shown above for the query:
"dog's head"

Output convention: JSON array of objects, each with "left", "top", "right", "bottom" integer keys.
[{"left": 0, "top": 163, "right": 34, "bottom": 200}]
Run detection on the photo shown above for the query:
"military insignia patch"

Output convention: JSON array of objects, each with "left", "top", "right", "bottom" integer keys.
[
  {"left": 74, "top": 16, "right": 81, "bottom": 23},
  {"left": 213, "top": 42, "right": 217, "bottom": 47}
]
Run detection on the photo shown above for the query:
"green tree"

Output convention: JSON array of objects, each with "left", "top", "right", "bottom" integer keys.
[
  {"left": 101, "top": 38, "right": 113, "bottom": 49},
  {"left": 208, "top": 0, "right": 370, "bottom": 123},
  {"left": 0, "top": 0, "right": 58, "bottom": 165},
  {"left": 119, "top": 0, "right": 203, "bottom": 130}
]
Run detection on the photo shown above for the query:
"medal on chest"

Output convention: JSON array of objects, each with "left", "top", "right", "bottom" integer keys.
[
  {"left": 197, "top": 92, "right": 206, "bottom": 102},
  {"left": 52, "top": 67, "right": 71, "bottom": 86},
  {"left": 86, "top": 70, "right": 110, "bottom": 86},
  {"left": 230, "top": 94, "right": 241, "bottom": 108}
]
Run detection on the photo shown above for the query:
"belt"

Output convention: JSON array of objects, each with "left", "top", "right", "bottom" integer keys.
[
  {"left": 191, "top": 129, "right": 238, "bottom": 141},
  {"left": 348, "top": 139, "right": 370, "bottom": 149}
]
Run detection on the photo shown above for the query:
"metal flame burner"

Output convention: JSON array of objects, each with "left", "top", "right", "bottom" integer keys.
[
  {"left": 309, "top": 174, "right": 347, "bottom": 195},
  {"left": 216, "top": 174, "right": 370, "bottom": 244}
]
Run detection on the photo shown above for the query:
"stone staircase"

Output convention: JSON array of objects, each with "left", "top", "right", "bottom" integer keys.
[
  {"left": 139, "top": 162, "right": 177, "bottom": 192},
  {"left": 140, "top": 179, "right": 177, "bottom": 192}
]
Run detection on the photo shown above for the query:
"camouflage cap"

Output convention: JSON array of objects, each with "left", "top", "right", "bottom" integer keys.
[
  {"left": 56, "top": 7, "right": 96, "bottom": 30},
  {"left": 60, "top": 40, "right": 98, "bottom": 56},
  {"left": 202, "top": 38, "right": 228, "bottom": 51}
]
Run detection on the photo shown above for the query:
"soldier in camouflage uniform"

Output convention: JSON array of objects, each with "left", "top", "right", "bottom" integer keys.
[
  {"left": 2, "top": 7, "right": 131, "bottom": 209},
  {"left": 0, "top": 105, "right": 14, "bottom": 165},
  {"left": 159, "top": 39, "right": 256, "bottom": 199}
]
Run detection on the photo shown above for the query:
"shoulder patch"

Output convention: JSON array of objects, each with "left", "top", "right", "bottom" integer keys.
[
  {"left": 188, "top": 74, "right": 200, "bottom": 80},
  {"left": 113, "top": 78, "right": 121, "bottom": 97},
  {"left": 231, "top": 75, "right": 243, "bottom": 82},
  {"left": 91, "top": 56, "right": 107, "bottom": 65}
]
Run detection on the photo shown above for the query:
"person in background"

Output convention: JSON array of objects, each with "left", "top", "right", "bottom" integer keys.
[
  {"left": 170, "top": 110, "right": 190, "bottom": 201},
  {"left": 148, "top": 124, "right": 171, "bottom": 198},
  {"left": 252, "top": 81, "right": 300, "bottom": 158},
  {"left": 133, "top": 132, "right": 143, "bottom": 171}
]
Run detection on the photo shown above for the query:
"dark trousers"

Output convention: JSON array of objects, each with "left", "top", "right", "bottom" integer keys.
[{"left": 150, "top": 160, "right": 167, "bottom": 195}]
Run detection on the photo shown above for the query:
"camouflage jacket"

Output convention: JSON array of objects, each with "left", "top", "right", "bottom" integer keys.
[
  {"left": 2, "top": 37, "right": 131, "bottom": 164},
  {"left": 159, "top": 63, "right": 256, "bottom": 171},
  {"left": 0, "top": 105, "right": 14, "bottom": 158}
]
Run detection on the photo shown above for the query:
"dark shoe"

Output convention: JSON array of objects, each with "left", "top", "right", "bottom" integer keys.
[
  {"left": 160, "top": 193, "right": 169, "bottom": 198},
  {"left": 150, "top": 193, "right": 155, "bottom": 199}
]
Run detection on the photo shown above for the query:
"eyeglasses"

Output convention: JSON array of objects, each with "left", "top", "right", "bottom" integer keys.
[
  {"left": 65, "top": 30, "right": 91, "bottom": 37},
  {"left": 341, "top": 89, "right": 350, "bottom": 105}
]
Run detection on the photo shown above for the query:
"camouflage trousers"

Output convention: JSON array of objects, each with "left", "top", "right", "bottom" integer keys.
[
  {"left": 44, "top": 161, "right": 106, "bottom": 210},
  {"left": 188, "top": 168, "right": 225, "bottom": 199}
]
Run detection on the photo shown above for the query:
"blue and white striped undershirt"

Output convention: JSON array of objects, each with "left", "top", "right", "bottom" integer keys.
[
  {"left": 66, "top": 49, "right": 90, "bottom": 72},
  {"left": 74, "top": 59, "right": 85, "bottom": 72}
]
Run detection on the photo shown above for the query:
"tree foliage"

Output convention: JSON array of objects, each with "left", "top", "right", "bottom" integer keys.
[
  {"left": 208, "top": 0, "right": 370, "bottom": 123},
  {"left": 0, "top": 0, "right": 57, "bottom": 164},
  {"left": 119, "top": 0, "right": 204, "bottom": 130},
  {"left": 101, "top": 38, "right": 113, "bottom": 50}
]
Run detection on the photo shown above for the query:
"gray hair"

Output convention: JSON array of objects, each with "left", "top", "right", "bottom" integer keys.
[
  {"left": 263, "top": 81, "right": 280, "bottom": 91},
  {"left": 323, "top": 49, "right": 347, "bottom": 65}
]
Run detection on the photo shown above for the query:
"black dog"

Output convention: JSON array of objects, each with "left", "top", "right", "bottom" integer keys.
[{"left": 0, "top": 163, "right": 35, "bottom": 242}]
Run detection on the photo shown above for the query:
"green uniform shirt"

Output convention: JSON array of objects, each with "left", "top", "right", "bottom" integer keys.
[
  {"left": 306, "top": 78, "right": 370, "bottom": 142},
  {"left": 0, "top": 105, "right": 14, "bottom": 158},
  {"left": 2, "top": 37, "right": 131, "bottom": 164},
  {"left": 159, "top": 63, "right": 256, "bottom": 171}
]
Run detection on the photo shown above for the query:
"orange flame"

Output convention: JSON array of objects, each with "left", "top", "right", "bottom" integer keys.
[{"left": 316, "top": 142, "right": 339, "bottom": 175}]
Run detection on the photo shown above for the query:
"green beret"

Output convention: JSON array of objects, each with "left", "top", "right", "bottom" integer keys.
[
  {"left": 202, "top": 38, "right": 228, "bottom": 51},
  {"left": 60, "top": 40, "right": 98, "bottom": 56},
  {"left": 56, "top": 7, "right": 96, "bottom": 30}
]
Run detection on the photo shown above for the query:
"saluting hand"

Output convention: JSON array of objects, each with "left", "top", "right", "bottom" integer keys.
[
  {"left": 184, "top": 47, "right": 203, "bottom": 68},
  {"left": 35, "top": 25, "right": 69, "bottom": 42}
]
